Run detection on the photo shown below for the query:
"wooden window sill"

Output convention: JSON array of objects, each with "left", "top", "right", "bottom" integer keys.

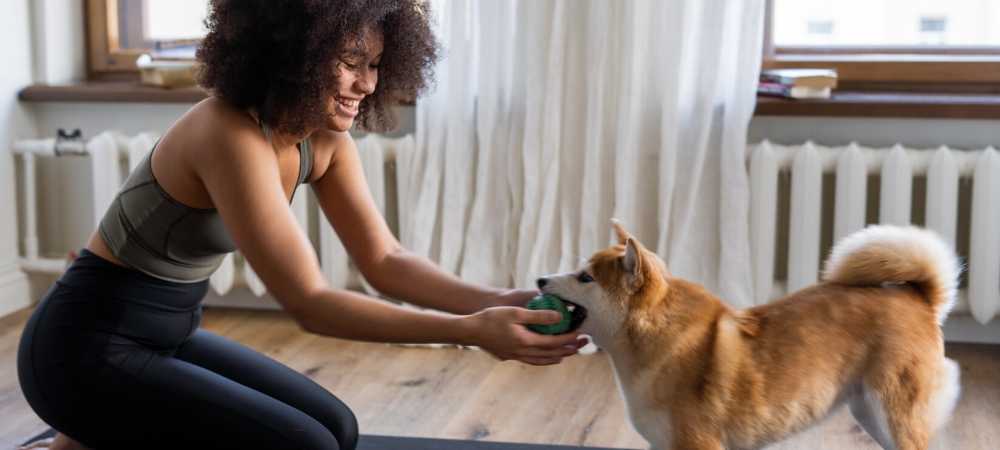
[
  {"left": 755, "top": 91, "right": 1000, "bottom": 120},
  {"left": 19, "top": 81, "right": 207, "bottom": 104},
  {"left": 19, "top": 83, "right": 1000, "bottom": 120},
  {"left": 17, "top": 81, "right": 417, "bottom": 107}
]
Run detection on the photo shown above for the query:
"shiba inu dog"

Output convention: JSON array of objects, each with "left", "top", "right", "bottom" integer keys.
[{"left": 537, "top": 220, "right": 961, "bottom": 450}]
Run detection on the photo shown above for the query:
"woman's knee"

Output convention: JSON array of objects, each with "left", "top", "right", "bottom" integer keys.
[
  {"left": 316, "top": 394, "right": 359, "bottom": 450},
  {"left": 288, "top": 421, "right": 343, "bottom": 450}
]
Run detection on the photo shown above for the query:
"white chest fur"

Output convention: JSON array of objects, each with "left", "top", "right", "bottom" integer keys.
[{"left": 609, "top": 352, "right": 673, "bottom": 450}]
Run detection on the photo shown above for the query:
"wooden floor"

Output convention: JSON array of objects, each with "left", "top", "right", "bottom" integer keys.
[{"left": 1, "top": 306, "right": 998, "bottom": 449}]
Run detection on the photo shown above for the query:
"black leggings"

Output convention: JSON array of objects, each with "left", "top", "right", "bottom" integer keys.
[{"left": 17, "top": 249, "right": 358, "bottom": 449}]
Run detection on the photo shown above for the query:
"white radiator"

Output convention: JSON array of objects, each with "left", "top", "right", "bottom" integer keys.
[
  {"left": 12, "top": 131, "right": 410, "bottom": 308},
  {"left": 749, "top": 140, "right": 1000, "bottom": 325},
  {"left": 13, "top": 134, "right": 1000, "bottom": 334}
]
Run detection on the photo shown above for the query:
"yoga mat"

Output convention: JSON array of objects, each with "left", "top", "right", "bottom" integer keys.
[{"left": 23, "top": 428, "right": 635, "bottom": 449}]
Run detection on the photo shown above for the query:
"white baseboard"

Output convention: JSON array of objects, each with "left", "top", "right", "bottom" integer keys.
[
  {"left": 0, "top": 268, "right": 32, "bottom": 318},
  {"left": 203, "top": 287, "right": 282, "bottom": 310},
  {"left": 943, "top": 314, "right": 1000, "bottom": 345}
]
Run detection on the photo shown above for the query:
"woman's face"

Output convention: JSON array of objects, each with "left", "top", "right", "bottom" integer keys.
[{"left": 327, "top": 26, "right": 384, "bottom": 132}]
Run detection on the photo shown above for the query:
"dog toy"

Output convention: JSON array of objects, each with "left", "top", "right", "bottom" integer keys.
[{"left": 525, "top": 294, "right": 573, "bottom": 335}]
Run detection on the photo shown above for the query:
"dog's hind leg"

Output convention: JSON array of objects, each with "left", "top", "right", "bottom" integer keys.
[
  {"left": 878, "top": 363, "right": 936, "bottom": 450},
  {"left": 927, "top": 358, "right": 960, "bottom": 435},
  {"left": 920, "top": 357, "right": 960, "bottom": 449}
]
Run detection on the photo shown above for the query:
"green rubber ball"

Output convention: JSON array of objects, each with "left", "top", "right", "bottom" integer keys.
[{"left": 525, "top": 294, "right": 572, "bottom": 335}]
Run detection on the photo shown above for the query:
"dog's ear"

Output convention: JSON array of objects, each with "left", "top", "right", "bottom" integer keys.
[
  {"left": 611, "top": 218, "right": 630, "bottom": 245},
  {"left": 623, "top": 237, "right": 643, "bottom": 284}
]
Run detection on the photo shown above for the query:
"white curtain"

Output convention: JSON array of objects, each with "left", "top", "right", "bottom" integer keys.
[{"left": 399, "top": 0, "right": 766, "bottom": 307}]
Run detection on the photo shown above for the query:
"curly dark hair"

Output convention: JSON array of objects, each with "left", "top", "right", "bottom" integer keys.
[{"left": 197, "top": 0, "right": 439, "bottom": 134}]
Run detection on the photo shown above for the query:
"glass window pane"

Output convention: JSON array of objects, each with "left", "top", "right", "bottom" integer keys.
[
  {"left": 773, "top": 0, "right": 1000, "bottom": 48},
  {"left": 144, "top": 0, "right": 209, "bottom": 41},
  {"left": 116, "top": 0, "right": 209, "bottom": 49}
]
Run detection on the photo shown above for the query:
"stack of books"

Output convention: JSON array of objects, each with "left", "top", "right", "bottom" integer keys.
[
  {"left": 135, "top": 43, "right": 199, "bottom": 88},
  {"left": 758, "top": 68, "right": 838, "bottom": 100}
]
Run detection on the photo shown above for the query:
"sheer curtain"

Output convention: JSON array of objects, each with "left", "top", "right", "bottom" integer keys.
[{"left": 397, "top": 0, "right": 766, "bottom": 307}]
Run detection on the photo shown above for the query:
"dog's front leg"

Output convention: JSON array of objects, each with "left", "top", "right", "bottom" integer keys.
[
  {"left": 669, "top": 443, "right": 722, "bottom": 450},
  {"left": 670, "top": 435, "right": 723, "bottom": 450}
]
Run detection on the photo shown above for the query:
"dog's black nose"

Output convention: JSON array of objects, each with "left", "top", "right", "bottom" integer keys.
[{"left": 536, "top": 278, "right": 548, "bottom": 289}]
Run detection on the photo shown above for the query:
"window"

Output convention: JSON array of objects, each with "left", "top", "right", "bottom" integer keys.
[
  {"left": 765, "top": 0, "right": 1000, "bottom": 88},
  {"left": 806, "top": 20, "right": 834, "bottom": 36},
  {"left": 87, "top": 0, "right": 209, "bottom": 78}
]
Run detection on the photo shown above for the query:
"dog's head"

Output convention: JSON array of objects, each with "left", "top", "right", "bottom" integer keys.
[{"left": 536, "top": 219, "right": 671, "bottom": 348}]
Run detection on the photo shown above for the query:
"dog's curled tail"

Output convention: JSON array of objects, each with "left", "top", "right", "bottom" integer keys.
[{"left": 823, "top": 225, "right": 962, "bottom": 324}]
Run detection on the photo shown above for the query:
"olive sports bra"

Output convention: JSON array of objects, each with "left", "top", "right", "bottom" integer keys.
[{"left": 98, "top": 125, "right": 313, "bottom": 283}]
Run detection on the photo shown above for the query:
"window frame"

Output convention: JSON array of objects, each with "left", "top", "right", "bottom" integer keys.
[
  {"left": 763, "top": 0, "right": 1000, "bottom": 89},
  {"left": 85, "top": 0, "right": 202, "bottom": 79},
  {"left": 86, "top": 0, "right": 144, "bottom": 78}
]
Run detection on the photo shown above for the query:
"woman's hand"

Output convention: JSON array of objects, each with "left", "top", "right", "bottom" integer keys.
[{"left": 461, "top": 306, "right": 587, "bottom": 366}]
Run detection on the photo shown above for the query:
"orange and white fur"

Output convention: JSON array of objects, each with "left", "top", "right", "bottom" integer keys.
[{"left": 538, "top": 221, "right": 961, "bottom": 450}]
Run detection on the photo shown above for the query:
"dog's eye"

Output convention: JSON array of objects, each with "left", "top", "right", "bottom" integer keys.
[{"left": 577, "top": 272, "right": 594, "bottom": 283}]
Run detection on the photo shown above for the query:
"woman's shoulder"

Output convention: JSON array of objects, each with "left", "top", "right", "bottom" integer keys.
[
  {"left": 309, "top": 128, "right": 354, "bottom": 152},
  {"left": 173, "top": 97, "right": 269, "bottom": 156},
  {"left": 185, "top": 97, "right": 261, "bottom": 138},
  {"left": 306, "top": 129, "right": 356, "bottom": 179}
]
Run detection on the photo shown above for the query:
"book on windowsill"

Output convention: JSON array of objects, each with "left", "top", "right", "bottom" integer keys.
[
  {"left": 136, "top": 54, "right": 199, "bottom": 88},
  {"left": 757, "top": 81, "right": 832, "bottom": 100},
  {"left": 135, "top": 42, "right": 199, "bottom": 88},
  {"left": 149, "top": 41, "right": 198, "bottom": 61},
  {"left": 760, "top": 68, "right": 838, "bottom": 90}
]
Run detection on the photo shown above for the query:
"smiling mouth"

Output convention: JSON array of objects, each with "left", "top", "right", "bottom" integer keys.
[
  {"left": 561, "top": 298, "right": 588, "bottom": 332},
  {"left": 335, "top": 96, "right": 361, "bottom": 115}
]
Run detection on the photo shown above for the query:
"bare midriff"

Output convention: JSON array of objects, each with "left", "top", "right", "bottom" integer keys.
[{"left": 85, "top": 231, "right": 129, "bottom": 268}]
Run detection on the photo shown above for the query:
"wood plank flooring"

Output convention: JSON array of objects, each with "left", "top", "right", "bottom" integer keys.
[{"left": 1, "top": 306, "right": 997, "bottom": 449}]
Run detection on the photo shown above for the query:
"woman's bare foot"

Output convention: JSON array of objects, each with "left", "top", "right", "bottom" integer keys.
[{"left": 18, "top": 432, "right": 90, "bottom": 450}]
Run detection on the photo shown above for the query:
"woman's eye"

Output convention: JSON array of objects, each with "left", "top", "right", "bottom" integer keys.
[{"left": 577, "top": 272, "right": 594, "bottom": 283}]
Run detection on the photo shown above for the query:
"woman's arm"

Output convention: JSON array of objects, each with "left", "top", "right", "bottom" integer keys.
[
  {"left": 199, "top": 124, "right": 582, "bottom": 364},
  {"left": 310, "top": 132, "right": 527, "bottom": 314},
  {"left": 360, "top": 250, "right": 534, "bottom": 314},
  {"left": 197, "top": 127, "right": 458, "bottom": 342}
]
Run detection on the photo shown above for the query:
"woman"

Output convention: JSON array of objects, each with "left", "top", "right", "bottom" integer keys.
[{"left": 17, "top": 1, "right": 585, "bottom": 449}]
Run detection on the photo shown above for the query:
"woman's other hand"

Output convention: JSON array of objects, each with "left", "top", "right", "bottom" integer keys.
[{"left": 462, "top": 306, "right": 587, "bottom": 366}]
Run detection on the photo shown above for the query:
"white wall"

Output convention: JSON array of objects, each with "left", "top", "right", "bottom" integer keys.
[
  {"left": 0, "top": 0, "right": 38, "bottom": 316},
  {"left": 30, "top": 0, "right": 86, "bottom": 84}
]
